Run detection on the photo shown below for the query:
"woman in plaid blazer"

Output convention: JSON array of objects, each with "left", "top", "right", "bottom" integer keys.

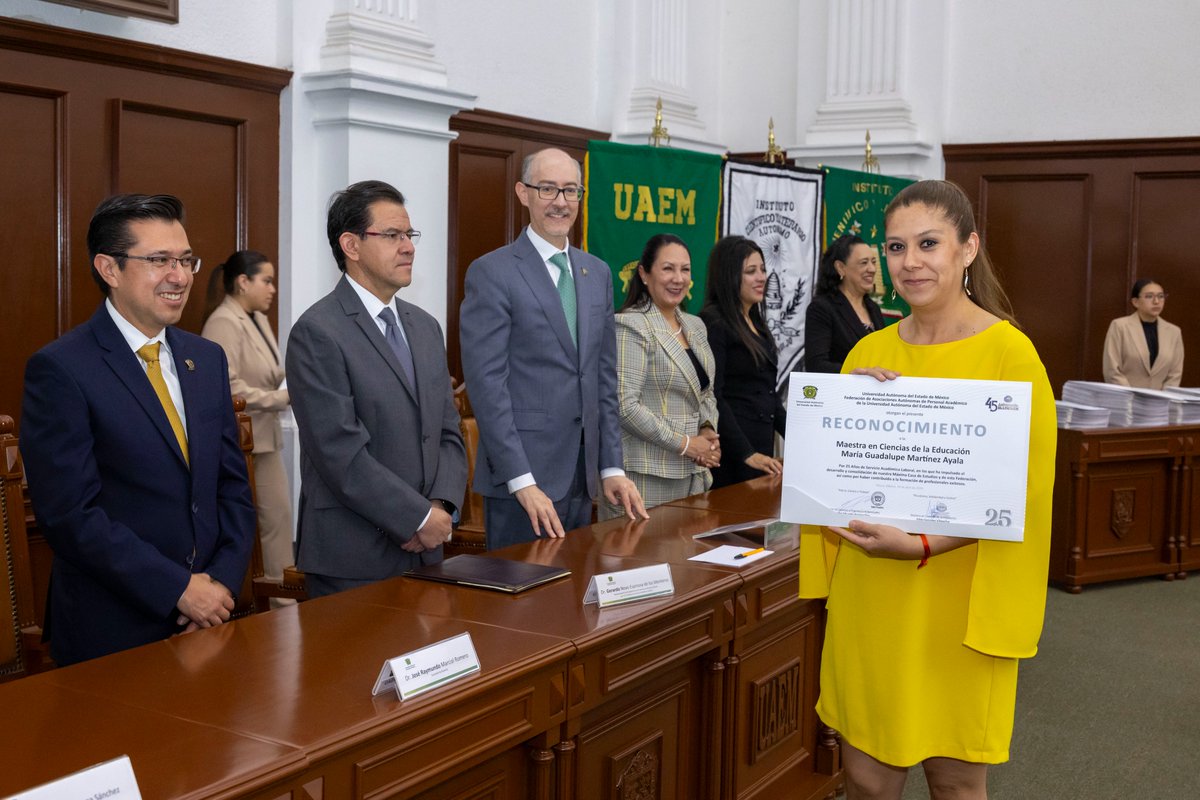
[{"left": 599, "top": 235, "right": 720, "bottom": 519}]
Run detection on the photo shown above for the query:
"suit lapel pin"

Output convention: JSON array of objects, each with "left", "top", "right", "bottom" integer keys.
[
  {"left": 184, "top": 359, "right": 195, "bottom": 371},
  {"left": 581, "top": 268, "right": 588, "bottom": 276}
]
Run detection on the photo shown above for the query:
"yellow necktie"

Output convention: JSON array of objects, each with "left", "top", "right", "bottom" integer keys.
[{"left": 136, "top": 342, "right": 189, "bottom": 465}]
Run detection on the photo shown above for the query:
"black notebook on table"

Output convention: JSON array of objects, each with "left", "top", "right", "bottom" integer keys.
[{"left": 404, "top": 554, "right": 571, "bottom": 594}]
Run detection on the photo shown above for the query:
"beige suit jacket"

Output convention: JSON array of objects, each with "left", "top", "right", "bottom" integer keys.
[
  {"left": 202, "top": 296, "right": 288, "bottom": 452},
  {"left": 615, "top": 306, "right": 718, "bottom": 478},
  {"left": 1102, "top": 312, "right": 1184, "bottom": 390}
]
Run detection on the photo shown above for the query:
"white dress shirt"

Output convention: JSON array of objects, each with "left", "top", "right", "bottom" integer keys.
[{"left": 106, "top": 298, "right": 188, "bottom": 434}]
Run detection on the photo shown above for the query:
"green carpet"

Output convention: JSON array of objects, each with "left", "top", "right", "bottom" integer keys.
[{"left": 897, "top": 576, "right": 1200, "bottom": 799}]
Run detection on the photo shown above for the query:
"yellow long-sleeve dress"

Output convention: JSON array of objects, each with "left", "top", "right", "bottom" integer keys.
[{"left": 799, "top": 321, "right": 1056, "bottom": 766}]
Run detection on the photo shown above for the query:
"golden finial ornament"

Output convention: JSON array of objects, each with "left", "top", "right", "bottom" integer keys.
[
  {"left": 648, "top": 97, "right": 671, "bottom": 147},
  {"left": 862, "top": 130, "right": 880, "bottom": 174},
  {"left": 765, "top": 117, "right": 784, "bottom": 164}
]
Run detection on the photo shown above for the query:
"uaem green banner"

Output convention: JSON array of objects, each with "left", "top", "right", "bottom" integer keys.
[
  {"left": 583, "top": 141, "right": 722, "bottom": 313},
  {"left": 823, "top": 166, "right": 914, "bottom": 320}
]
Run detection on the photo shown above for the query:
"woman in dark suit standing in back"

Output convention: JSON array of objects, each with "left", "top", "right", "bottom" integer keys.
[
  {"left": 805, "top": 234, "right": 887, "bottom": 374},
  {"left": 700, "top": 236, "right": 785, "bottom": 489}
]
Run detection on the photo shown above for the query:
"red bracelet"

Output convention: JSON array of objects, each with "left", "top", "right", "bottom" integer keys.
[{"left": 917, "top": 533, "right": 930, "bottom": 569}]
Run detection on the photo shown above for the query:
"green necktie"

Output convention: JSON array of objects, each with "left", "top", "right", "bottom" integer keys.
[
  {"left": 136, "top": 342, "right": 189, "bottom": 465},
  {"left": 550, "top": 251, "right": 577, "bottom": 345}
]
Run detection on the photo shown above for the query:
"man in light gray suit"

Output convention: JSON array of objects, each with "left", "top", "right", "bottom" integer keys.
[
  {"left": 287, "top": 180, "right": 466, "bottom": 597},
  {"left": 461, "top": 148, "right": 647, "bottom": 550}
]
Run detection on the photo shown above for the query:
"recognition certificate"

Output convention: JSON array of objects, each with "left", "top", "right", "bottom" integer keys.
[{"left": 780, "top": 373, "right": 1033, "bottom": 541}]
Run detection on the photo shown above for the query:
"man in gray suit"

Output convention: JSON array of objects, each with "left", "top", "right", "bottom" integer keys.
[
  {"left": 461, "top": 148, "right": 647, "bottom": 550},
  {"left": 287, "top": 180, "right": 467, "bottom": 597}
]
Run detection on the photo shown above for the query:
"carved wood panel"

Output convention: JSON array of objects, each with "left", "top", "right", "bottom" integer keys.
[
  {"left": 1084, "top": 465, "right": 1166, "bottom": 559},
  {"left": 575, "top": 671, "right": 697, "bottom": 800}
]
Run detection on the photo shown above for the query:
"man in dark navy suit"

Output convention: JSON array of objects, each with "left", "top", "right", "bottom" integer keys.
[{"left": 21, "top": 194, "right": 255, "bottom": 666}]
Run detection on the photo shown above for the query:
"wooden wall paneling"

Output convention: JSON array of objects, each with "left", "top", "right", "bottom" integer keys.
[
  {"left": 974, "top": 174, "right": 1092, "bottom": 393},
  {"left": 947, "top": 138, "right": 1200, "bottom": 391},
  {"left": 446, "top": 110, "right": 608, "bottom": 381},
  {"left": 112, "top": 99, "right": 248, "bottom": 335},
  {"left": 0, "top": 83, "right": 67, "bottom": 424},
  {"left": 1129, "top": 168, "right": 1200, "bottom": 387}
]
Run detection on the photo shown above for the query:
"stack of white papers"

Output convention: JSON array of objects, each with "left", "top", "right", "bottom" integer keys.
[
  {"left": 1056, "top": 400, "right": 1111, "bottom": 430},
  {"left": 1061, "top": 381, "right": 1173, "bottom": 427},
  {"left": 1164, "top": 388, "right": 1200, "bottom": 424},
  {"left": 1062, "top": 381, "right": 1136, "bottom": 426}
]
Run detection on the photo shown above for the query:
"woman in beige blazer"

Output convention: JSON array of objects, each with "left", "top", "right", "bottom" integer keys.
[
  {"left": 1102, "top": 279, "right": 1184, "bottom": 390},
  {"left": 201, "top": 250, "right": 293, "bottom": 588},
  {"left": 600, "top": 234, "right": 720, "bottom": 520}
]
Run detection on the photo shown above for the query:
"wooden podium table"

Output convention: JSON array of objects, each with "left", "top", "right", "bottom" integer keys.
[
  {"left": 0, "top": 478, "right": 837, "bottom": 800},
  {"left": 1051, "top": 425, "right": 1200, "bottom": 591}
]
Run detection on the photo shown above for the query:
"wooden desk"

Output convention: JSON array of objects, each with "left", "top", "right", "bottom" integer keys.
[
  {"left": 0, "top": 481, "right": 837, "bottom": 800},
  {"left": 1051, "top": 425, "right": 1200, "bottom": 591}
]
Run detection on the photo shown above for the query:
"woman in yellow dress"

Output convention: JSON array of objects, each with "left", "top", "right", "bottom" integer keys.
[{"left": 800, "top": 180, "right": 1056, "bottom": 799}]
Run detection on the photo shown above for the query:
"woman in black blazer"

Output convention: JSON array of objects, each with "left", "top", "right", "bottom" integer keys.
[
  {"left": 805, "top": 234, "right": 886, "bottom": 373},
  {"left": 700, "top": 236, "right": 786, "bottom": 489}
]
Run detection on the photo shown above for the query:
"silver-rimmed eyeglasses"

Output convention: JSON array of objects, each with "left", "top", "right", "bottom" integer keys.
[{"left": 362, "top": 230, "right": 422, "bottom": 245}]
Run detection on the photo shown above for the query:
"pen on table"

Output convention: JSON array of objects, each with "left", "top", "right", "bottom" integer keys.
[{"left": 734, "top": 547, "right": 765, "bottom": 560}]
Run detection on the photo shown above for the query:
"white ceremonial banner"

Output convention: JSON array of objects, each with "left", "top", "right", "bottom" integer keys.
[
  {"left": 372, "top": 632, "right": 481, "bottom": 701},
  {"left": 7, "top": 755, "right": 142, "bottom": 800},
  {"left": 583, "top": 564, "right": 674, "bottom": 608},
  {"left": 780, "top": 373, "right": 1033, "bottom": 541},
  {"left": 721, "top": 161, "right": 824, "bottom": 389}
]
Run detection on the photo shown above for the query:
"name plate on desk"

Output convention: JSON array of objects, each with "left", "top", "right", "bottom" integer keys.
[
  {"left": 372, "top": 632, "right": 481, "bottom": 701},
  {"left": 583, "top": 564, "right": 674, "bottom": 608},
  {"left": 9, "top": 755, "right": 141, "bottom": 800}
]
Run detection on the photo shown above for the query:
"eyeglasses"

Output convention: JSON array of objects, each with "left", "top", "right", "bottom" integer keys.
[
  {"left": 1140, "top": 293, "right": 1168, "bottom": 301},
  {"left": 110, "top": 253, "right": 201, "bottom": 274},
  {"left": 521, "top": 182, "right": 585, "bottom": 202},
  {"left": 362, "top": 230, "right": 422, "bottom": 245}
]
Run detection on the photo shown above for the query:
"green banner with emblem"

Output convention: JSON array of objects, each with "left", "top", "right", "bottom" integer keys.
[
  {"left": 583, "top": 141, "right": 723, "bottom": 313},
  {"left": 822, "top": 166, "right": 915, "bottom": 321}
]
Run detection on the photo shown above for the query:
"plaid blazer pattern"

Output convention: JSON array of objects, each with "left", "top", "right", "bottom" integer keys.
[{"left": 614, "top": 306, "right": 719, "bottom": 478}]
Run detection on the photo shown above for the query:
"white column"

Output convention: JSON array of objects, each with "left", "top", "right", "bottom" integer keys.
[
  {"left": 284, "top": 0, "right": 474, "bottom": 342},
  {"left": 608, "top": 0, "right": 726, "bottom": 153},
  {"left": 281, "top": 0, "right": 476, "bottom": 520},
  {"left": 789, "top": 0, "right": 942, "bottom": 178}
]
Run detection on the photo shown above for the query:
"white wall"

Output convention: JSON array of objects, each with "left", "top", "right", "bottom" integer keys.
[
  {"left": 430, "top": 0, "right": 606, "bottom": 131},
  {"left": 716, "top": 0, "right": 805, "bottom": 151},
  {"left": 945, "top": 0, "right": 1200, "bottom": 142},
  {"left": 2, "top": 0, "right": 286, "bottom": 66}
]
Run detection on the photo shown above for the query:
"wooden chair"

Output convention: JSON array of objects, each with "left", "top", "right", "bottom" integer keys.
[
  {"left": 446, "top": 381, "right": 486, "bottom": 556},
  {"left": 232, "top": 397, "right": 307, "bottom": 613},
  {"left": 0, "top": 415, "right": 52, "bottom": 681}
]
